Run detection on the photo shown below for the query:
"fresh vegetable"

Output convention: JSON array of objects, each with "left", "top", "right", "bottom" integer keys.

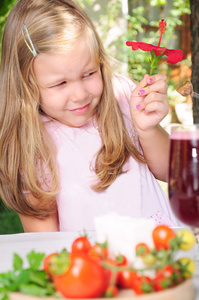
[
  {"left": 1, "top": 225, "right": 196, "bottom": 299},
  {"left": 43, "top": 253, "right": 58, "bottom": 278},
  {"left": 115, "top": 254, "right": 127, "bottom": 266},
  {"left": 132, "top": 275, "right": 154, "bottom": 295},
  {"left": 176, "top": 229, "right": 196, "bottom": 251},
  {"left": 104, "top": 285, "right": 119, "bottom": 297},
  {"left": 103, "top": 257, "right": 120, "bottom": 286},
  {"left": 153, "top": 274, "right": 173, "bottom": 291},
  {"left": 142, "top": 253, "right": 157, "bottom": 266},
  {"left": 88, "top": 241, "right": 108, "bottom": 262},
  {"left": 117, "top": 269, "right": 137, "bottom": 289},
  {"left": 54, "top": 253, "right": 106, "bottom": 298},
  {"left": 0, "top": 251, "right": 57, "bottom": 299},
  {"left": 136, "top": 243, "right": 150, "bottom": 256},
  {"left": 152, "top": 225, "right": 176, "bottom": 250},
  {"left": 153, "top": 265, "right": 176, "bottom": 291},
  {"left": 176, "top": 257, "right": 196, "bottom": 278},
  {"left": 71, "top": 234, "right": 92, "bottom": 255},
  {"left": 43, "top": 249, "right": 70, "bottom": 278}
]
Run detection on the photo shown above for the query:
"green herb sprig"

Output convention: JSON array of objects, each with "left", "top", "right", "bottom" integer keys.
[{"left": 0, "top": 250, "right": 58, "bottom": 300}]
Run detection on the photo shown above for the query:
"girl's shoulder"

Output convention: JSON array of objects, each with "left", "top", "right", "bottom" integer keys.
[
  {"left": 112, "top": 74, "right": 137, "bottom": 104},
  {"left": 112, "top": 74, "right": 139, "bottom": 141},
  {"left": 40, "top": 115, "right": 62, "bottom": 132},
  {"left": 40, "top": 115, "right": 65, "bottom": 142}
]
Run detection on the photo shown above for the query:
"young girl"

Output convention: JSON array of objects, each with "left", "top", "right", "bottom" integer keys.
[{"left": 0, "top": 0, "right": 178, "bottom": 232}]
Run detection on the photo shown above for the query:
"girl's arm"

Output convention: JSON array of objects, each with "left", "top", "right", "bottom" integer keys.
[
  {"left": 130, "top": 73, "right": 169, "bottom": 182},
  {"left": 18, "top": 194, "right": 59, "bottom": 232},
  {"left": 135, "top": 124, "right": 169, "bottom": 181}
]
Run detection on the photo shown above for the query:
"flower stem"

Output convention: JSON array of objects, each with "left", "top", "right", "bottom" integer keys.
[{"left": 158, "top": 32, "right": 162, "bottom": 48}]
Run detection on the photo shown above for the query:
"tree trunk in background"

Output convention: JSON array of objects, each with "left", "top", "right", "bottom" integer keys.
[{"left": 190, "top": 0, "right": 199, "bottom": 124}]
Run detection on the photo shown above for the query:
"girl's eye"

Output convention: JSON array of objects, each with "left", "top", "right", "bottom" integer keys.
[
  {"left": 58, "top": 81, "right": 66, "bottom": 86},
  {"left": 83, "top": 72, "right": 95, "bottom": 78},
  {"left": 49, "top": 81, "right": 66, "bottom": 88}
]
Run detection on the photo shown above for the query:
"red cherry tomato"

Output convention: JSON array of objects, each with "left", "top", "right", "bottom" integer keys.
[
  {"left": 161, "top": 265, "right": 174, "bottom": 278},
  {"left": 115, "top": 254, "right": 127, "bottom": 266},
  {"left": 104, "top": 285, "right": 119, "bottom": 297},
  {"left": 43, "top": 249, "right": 70, "bottom": 278},
  {"left": 101, "top": 254, "right": 127, "bottom": 287},
  {"left": 153, "top": 276, "right": 173, "bottom": 291},
  {"left": 54, "top": 254, "right": 106, "bottom": 298},
  {"left": 135, "top": 243, "right": 150, "bottom": 256},
  {"left": 132, "top": 275, "right": 154, "bottom": 295},
  {"left": 118, "top": 268, "right": 137, "bottom": 289},
  {"left": 88, "top": 242, "right": 108, "bottom": 262},
  {"left": 71, "top": 235, "right": 92, "bottom": 255},
  {"left": 154, "top": 265, "right": 179, "bottom": 291},
  {"left": 43, "top": 253, "right": 58, "bottom": 278},
  {"left": 171, "top": 268, "right": 184, "bottom": 285},
  {"left": 152, "top": 225, "right": 176, "bottom": 250}
]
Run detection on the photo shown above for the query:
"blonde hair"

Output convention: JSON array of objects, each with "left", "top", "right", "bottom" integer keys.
[{"left": 0, "top": 0, "right": 145, "bottom": 218}]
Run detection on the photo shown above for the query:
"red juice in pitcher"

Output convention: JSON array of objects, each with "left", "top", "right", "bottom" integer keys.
[{"left": 169, "top": 131, "right": 199, "bottom": 227}]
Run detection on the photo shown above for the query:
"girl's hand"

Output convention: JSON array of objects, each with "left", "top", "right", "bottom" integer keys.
[{"left": 130, "top": 74, "right": 169, "bottom": 132}]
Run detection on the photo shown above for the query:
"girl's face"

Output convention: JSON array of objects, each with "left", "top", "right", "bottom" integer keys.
[{"left": 33, "top": 43, "right": 103, "bottom": 127}]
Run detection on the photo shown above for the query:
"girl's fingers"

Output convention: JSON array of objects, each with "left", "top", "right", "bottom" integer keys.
[
  {"left": 134, "top": 92, "right": 168, "bottom": 117},
  {"left": 144, "top": 100, "right": 169, "bottom": 115},
  {"left": 135, "top": 102, "right": 145, "bottom": 112},
  {"left": 139, "top": 79, "right": 168, "bottom": 96},
  {"left": 136, "top": 97, "right": 168, "bottom": 117},
  {"left": 131, "top": 74, "right": 149, "bottom": 96},
  {"left": 143, "top": 92, "right": 168, "bottom": 106},
  {"left": 132, "top": 74, "right": 168, "bottom": 97},
  {"left": 130, "top": 73, "right": 168, "bottom": 117},
  {"left": 146, "top": 73, "right": 167, "bottom": 86}
]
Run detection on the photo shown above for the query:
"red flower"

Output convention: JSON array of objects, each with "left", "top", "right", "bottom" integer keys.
[
  {"left": 126, "top": 19, "right": 186, "bottom": 74},
  {"left": 126, "top": 41, "right": 185, "bottom": 65}
]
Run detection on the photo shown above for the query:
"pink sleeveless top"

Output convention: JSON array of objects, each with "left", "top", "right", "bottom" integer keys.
[{"left": 41, "top": 75, "right": 179, "bottom": 231}]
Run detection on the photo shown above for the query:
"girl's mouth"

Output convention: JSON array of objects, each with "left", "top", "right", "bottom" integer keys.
[{"left": 70, "top": 103, "right": 90, "bottom": 114}]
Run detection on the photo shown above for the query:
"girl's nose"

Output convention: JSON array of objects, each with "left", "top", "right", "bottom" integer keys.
[{"left": 69, "top": 81, "right": 89, "bottom": 103}]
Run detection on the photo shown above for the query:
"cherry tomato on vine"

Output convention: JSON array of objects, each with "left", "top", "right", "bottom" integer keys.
[
  {"left": 54, "top": 254, "right": 106, "bottom": 298},
  {"left": 154, "top": 265, "right": 184, "bottom": 290},
  {"left": 115, "top": 254, "right": 127, "bottom": 266},
  {"left": 88, "top": 241, "right": 108, "bottom": 262},
  {"left": 103, "top": 258, "right": 120, "bottom": 286},
  {"left": 153, "top": 275, "right": 173, "bottom": 291},
  {"left": 104, "top": 285, "right": 119, "bottom": 297},
  {"left": 118, "top": 269, "right": 137, "bottom": 289},
  {"left": 156, "top": 265, "right": 174, "bottom": 279},
  {"left": 171, "top": 267, "right": 184, "bottom": 285},
  {"left": 136, "top": 243, "right": 150, "bottom": 256},
  {"left": 154, "top": 266, "right": 173, "bottom": 291},
  {"left": 176, "top": 229, "right": 195, "bottom": 251},
  {"left": 132, "top": 275, "right": 154, "bottom": 295},
  {"left": 71, "top": 235, "right": 92, "bottom": 255},
  {"left": 142, "top": 253, "right": 157, "bottom": 266},
  {"left": 152, "top": 225, "right": 176, "bottom": 250},
  {"left": 43, "top": 253, "right": 58, "bottom": 278},
  {"left": 177, "top": 257, "right": 196, "bottom": 278},
  {"left": 43, "top": 250, "right": 70, "bottom": 278}
]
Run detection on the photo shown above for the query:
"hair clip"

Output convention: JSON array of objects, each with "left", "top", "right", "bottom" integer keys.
[{"left": 22, "top": 23, "right": 37, "bottom": 57}]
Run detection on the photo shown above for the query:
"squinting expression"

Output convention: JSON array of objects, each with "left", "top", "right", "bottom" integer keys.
[{"left": 33, "top": 44, "right": 103, "bottom": 127}]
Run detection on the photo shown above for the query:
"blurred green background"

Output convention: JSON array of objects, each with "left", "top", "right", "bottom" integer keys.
[{"left": 0, "top": 203, "right": 23, "bottom": 234}]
